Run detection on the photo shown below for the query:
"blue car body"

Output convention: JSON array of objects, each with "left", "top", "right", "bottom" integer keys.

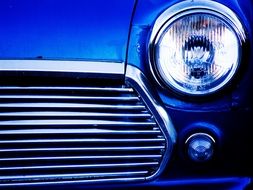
[
  {"left": 0, "top": 0, "right": 252, "bottom": 189},
  {"left": 0, "top": 0, "right": 135, "bottom": 64}
]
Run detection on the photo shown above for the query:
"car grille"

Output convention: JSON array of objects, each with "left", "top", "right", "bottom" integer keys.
[{"left": 0, "top": 85, "right": 167, "bottom": 186}]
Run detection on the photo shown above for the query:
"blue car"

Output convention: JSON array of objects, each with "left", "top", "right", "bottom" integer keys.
[{"left": 0, "top": 0, "right": 252, "bottom": 189}]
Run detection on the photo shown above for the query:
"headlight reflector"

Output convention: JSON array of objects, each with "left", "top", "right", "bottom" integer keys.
[{"left": 152, "top": 7, "right": 245, "bottom": 95}]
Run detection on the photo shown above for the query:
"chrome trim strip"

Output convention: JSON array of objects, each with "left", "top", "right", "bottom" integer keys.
[
  {"left": 0, "top": 146, "right": 164, "bottom": 152},
  {"left": 0, "top": 103, "right": 146, "bottom": 110},
  {"left": 125, "top": 65, "right": 176, "bottom": 181},
  {"left": 0, "top": 162, "right": 159, "bottom": 170},
  {"left": 0, "top": 119, "right": 156, "bottom": 126},
  {"left": 0, "top": 155, "right": 162, "bottom": 161},
  {"left": 0, "top": 138, "right": 165, "bottom": 144},
  {"left": 0, "top": 86, "right": 133, "bottom": 92},
  {"left": 0, "top": 95, "right": 139, "bottom": 101},
  {"left": 0, "top": 171, "right": 149, "bottom": 180},
  {"left": 0, "top": 112, "right": 151, "bottom": 118},
  {"left": 0, "top": 129, "right": 161, "bottom": 135},
  {"left": 0, "top": 177, "right": 145, "bottom": 187},
  {"left": 0, "top": 60, "right": 124, "bottom": 75}
]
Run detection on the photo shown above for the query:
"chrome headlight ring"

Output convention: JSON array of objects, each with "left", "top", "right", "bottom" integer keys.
[{"left": 149, "top": 0, "right": 246, "bottom": 96}]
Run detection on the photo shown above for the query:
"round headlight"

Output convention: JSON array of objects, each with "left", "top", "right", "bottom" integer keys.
[{"left": 150, "top": 1, "right": 246, "bottom": 95}]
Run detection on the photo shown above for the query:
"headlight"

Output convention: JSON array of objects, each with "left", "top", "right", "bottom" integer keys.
[{"left": 149, "top": 1, "right": 246, "bottom": 96}]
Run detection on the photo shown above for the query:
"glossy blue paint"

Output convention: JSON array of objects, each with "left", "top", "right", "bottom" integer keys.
[
  {"left": 0, "top": 0, "right": 135, "bottom": 63},
  {"left": 22, "top": 177, "right": 251, "bottom": 190},
  {"left": 148, "top": 177, "right": 251, "bottom": 190},
  {"left": 0, "top": 0, "right": 252, "bottom": 188}
]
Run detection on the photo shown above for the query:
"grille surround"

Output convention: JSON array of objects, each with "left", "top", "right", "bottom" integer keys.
[{"left": 0, "top": 64, "right": 176, "bottom": 186}]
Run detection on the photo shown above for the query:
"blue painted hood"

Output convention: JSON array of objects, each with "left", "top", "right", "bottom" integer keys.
[{"left": 0, "top": 0, "right": 135, "bottom": 63}]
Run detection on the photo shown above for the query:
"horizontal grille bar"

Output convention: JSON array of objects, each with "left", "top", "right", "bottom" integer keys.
[
  {"left": 0, "top": 83, "right": 167, "bottom": 185},
  {"left": 0, "top": 138, "right": 165, "bottom": 144},
  {"left": 0, "top": 86, "right": 134, "bottom": 92},
  {"left": 0, "top": 95, "right": 139, "bottom": 101},
  {"left": 0, "top": 120, "right": 156, "bottom": 126},
  {"left": 0, "top": 103, "right": 146, "bottom": 110},
  {"left": 0, "top": 171, "right": 148, "bottom": 181},
  {"left": 0, "top": 112, "right": 151, "bottom": 118},
  {"left": 0, "top": 146, "right": 165, "bottom": 152},
  {"left": 0, "top": 177, "right": 145, "bottom": 186},
  {"left": 0, "top": 129, "right": 161, "bottom": 135},
  {"left": 0, "top": 155, "right": 162, "bottom": 161},
  {"left": 0, "top": 162, "right": 159, "bottom": 170}
]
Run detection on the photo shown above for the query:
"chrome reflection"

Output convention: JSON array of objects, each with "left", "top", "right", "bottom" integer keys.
[{"left": 126, "top": 64, "right": 176, "bottom": 181}]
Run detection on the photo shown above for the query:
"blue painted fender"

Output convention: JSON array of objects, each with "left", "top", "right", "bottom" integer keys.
[{"left": 0, "top": 0, "right": 135, "bottom": 66}]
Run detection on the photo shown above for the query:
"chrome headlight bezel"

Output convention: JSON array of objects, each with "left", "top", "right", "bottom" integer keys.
[{"left": 148, "top": 0, "right": 246, "bottom": 96}]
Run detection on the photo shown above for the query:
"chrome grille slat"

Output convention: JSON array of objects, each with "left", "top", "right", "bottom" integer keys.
[
  {"left": 0, "top": 138, "right": 165, "bottom": 144},
  {"left": 0, "top": 120, "right": 156, "bottom": 126},
  {"left": 0, "top": 103, "right": 146, "bottom": 110},
  {"left": 0, "top": 84, "right": 167, "bottom": 185},
  {"left": 0, "top": 177, "right": 145, "bottom": 187},
  {"left": 0, "top": 112, "right": 151, "bottom": 118},
  {"left": 0, "top": 162, "right": 159, "bottom": 171},
  {"left": 0, "top": 146, "right": 165, "bottom": 152},
  {"left": 0, "top": 155, "right": 162, "bottom": 161},
  {"left": 0, "top": 86, "right": 134, "bottom": 92},
  {"left": 0, "top": 95, "right": 139, "bottom": 101},
  {"left": 0, "top": 171, "right": 149, "bottom": 181},
  {"left": 0, "top": 129, "right": 161, "bottom": 135}
]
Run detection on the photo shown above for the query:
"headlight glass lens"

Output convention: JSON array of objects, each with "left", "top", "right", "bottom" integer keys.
[{"left": 155, "top": 13, "right": 240, "bottom": 95}]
